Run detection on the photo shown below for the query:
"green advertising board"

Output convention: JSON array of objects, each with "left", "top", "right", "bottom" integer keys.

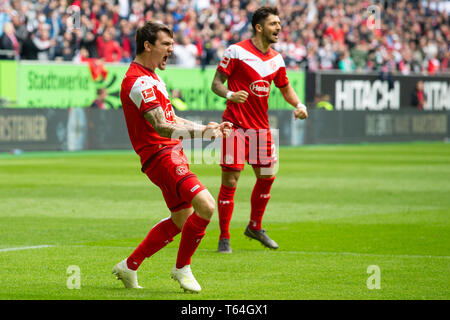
[
  {"left": 0, "top": 60, "right": 18, "bottom": 104},
  {"left": 15, "top": 62, "right": 304, "bottom": 110},
  {"left": 17, "top": 62, "right": 113, "bottom": 108}
]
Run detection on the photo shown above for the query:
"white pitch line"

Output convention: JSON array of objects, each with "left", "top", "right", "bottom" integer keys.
[
  {"left": 3, "top": 244, "right": 447, "bottom": 261},
  {"left": 0, "top": 245, "right": 54, "bottom": 252}
]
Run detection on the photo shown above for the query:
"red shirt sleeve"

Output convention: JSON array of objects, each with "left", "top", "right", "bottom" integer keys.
[
  {"left": 128, "top": 77, "right": 161, "bottom": 114},
  {"left": 139, "top": 86, "right": 161, "bottom": 113},
  {"left": 274, "top": 65, "right": 289, "bottom": 88},
  {"left": 216, "top": 45, "right": 237, "bottom": 77}
]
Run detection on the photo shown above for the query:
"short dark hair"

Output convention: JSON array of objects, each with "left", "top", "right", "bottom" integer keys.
[
  {"left": 251, "top": 6, "right": 279, "bottom": 33},
  {"left": 135, "top": 21, "right": 173, "bottom": 55}
]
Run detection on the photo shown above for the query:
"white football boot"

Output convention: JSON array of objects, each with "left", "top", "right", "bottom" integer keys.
[
  {"left": 112, "top": 259, "right": 143, "bottom": 289},
  {"left": 170, "top": 265, "right": 201, "bottom": 293}
]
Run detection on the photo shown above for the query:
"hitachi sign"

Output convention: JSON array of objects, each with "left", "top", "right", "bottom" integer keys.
[
  {"left": 335, "top": 80, "right": 400, "bottom": 110},
  {"left": 423, "top": 81, "right": 450, "bottom": 110}
]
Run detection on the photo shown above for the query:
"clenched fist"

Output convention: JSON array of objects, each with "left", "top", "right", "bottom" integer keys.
[
  {"left": 219, "top": 121, "right": 233, "bottom": 138},
  {"left": 228, "top": 90, "right": 249, "bottom": 104},
  {"left": 294, "top": 104, "right": 308, "bottom": 120},
  {"left": 203, "top": 122, "right": 223, "bottom": 139}
]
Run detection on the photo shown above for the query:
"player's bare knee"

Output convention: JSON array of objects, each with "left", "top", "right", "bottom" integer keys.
[
  {"left": 200, "top": 197, "right": 215, "bottom": 220},
  {"left": 171, "top": 208, "right": 194, "bottom": 229},
  {"left": 222, "top": 171, "right": 240, "bottom": 188},
  {"left": 224, "top": 178, "right": 238, "bottom": 188},
  {"left": 193, "top": 192, "right": 215, "bottom": 220}
]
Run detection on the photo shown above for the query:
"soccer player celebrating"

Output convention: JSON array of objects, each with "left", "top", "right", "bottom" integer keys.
[
  {"left": 113, "top": 21, "right": 232, "bottom": 293},
  {"left": 211, "top": 6, "right": 308, "bottom": 253}
]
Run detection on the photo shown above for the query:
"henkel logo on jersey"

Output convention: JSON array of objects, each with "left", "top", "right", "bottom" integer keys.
[
  {"left": 249, "top": 80, "right": 271, "bottom": 97},
  {"left": 141, "top": 87, "right": 156, "bottom": 103}
]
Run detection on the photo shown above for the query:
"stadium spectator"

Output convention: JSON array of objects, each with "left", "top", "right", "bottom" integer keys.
[
  {"left": 80, "top": 30, "right": 98, "bottom": 59},
  {"left": 351, "top": 40, "right": 369, "bottom": 72},
  {"left": 427, "top": 53, "right": 441, "bottom": 75},
  {"left": 53, "top": 31, "right": 74, "bottom": 60},
  {"left": 117, "top": 0, "right": 130, "bottom": 19},
  {"left": 118, "top": 20, "right": 134, "bottom": 63},
  {"left": 97, "top": 29, "right": 122, "bottom": 62},
  {"left": 314, "top": 93, "right": 334, "bottom": 111},
  {"left": 32, "top": 28, "right": 55, "bottom": 61},
  {"left": 199, "top": 31, "right": 218, "bottom": 70},
  {"left": 173, "top": 36, "right": 198, "bottom": 67},
  {"left": 171, "top": 88, "right": 188, "bottom": 111},
  {"left": 9, "top": 11, "right": 27, "bottom": 44},
  {"left": 317, "top": 35, "right": 337, "bottom": 70},
  {"left": 0, "top": 21, "right": 18, "bottom": 59},
  {"left": 0, "top": 2, "right": 10, "bottom": 38},
  {"left": 20, "top": 32, "right": 39, "bottom": 60},
  {"left": 411, "top": 80, "right": 427, "bottom": 110},
  {"left": 338, "top": 50, "right": 356, "bottom": 72},
  {"left": 90, "top": 87, "right": 107, "bottom": 109}
]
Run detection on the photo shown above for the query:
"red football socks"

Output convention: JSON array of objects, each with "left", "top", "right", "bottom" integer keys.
[
  {"left": 249, "top": 176, "right": 275, "bottom": 231},
  {"left": 217, "top": 184, "right": 236, "bottom": 240},
  {"left": 127, "top": 217, "right": 181, "bottom": 271},
  {"left": 175, "top": 212, "right": 210, "bottom": 269}
]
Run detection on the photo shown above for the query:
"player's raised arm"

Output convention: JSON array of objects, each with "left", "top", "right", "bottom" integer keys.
[
  {"left": 175, "top": 115, "right": 233, "bottom": 137},
  {"left": 211, "top": 70, "right": 248, "bottom": 104},
  {"left": 279, "top": 83, "right": 308, "bottom": 120},
  {"left": 144, "top": 107, "right": 203, "bottom": 139},
  {"left": 144, "top": 107, "right": 231, "bottom": 139}
]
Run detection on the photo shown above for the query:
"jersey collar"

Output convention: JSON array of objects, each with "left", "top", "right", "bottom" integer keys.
[
  {"left": 132, "top": 61, "right": 157, "bottom": 75},
  {"left": 248, "top": 39, "right": 271, "bottom": 56}
]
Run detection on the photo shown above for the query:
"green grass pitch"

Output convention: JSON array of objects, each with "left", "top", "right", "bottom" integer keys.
[{"left": 0, "top": 142, "right": 449, "bottom": 300}]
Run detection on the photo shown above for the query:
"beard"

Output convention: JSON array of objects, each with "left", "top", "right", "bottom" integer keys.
[{"left": 263, "top": 29, "right": 279, "bottom": 44}]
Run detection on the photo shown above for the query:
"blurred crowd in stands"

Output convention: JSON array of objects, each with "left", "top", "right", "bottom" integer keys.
[{"left": 0, "top": 0, "right": 449, "bottom": 74}]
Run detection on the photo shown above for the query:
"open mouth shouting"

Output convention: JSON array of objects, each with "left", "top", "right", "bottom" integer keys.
[
  {"left": 159, "top": 53, "right": 171, "bottom": 69},
  {"left": 270, "top": 31, "right": 280, "bottom": 43}
]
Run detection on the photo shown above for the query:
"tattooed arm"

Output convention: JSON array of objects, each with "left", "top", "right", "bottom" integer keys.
[
  {"left": 144, "top": 106, "right": 204, "bottom": 139},
  {"left": 176, "top": 115, "right": 234, "bottom": 139},
  {"left": 174, "top": 115, "right": 203, "bottom": 132},
  {"left": 144, "top": 106, "right": 226, "bottom": 139}
]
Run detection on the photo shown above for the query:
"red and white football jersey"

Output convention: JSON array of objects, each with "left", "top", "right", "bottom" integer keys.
[
  {"left": 217, "top": 39, "right": 289, "bottom": 129},
  {"left": 120, "top": 62, "right": 181, "bottom": 168}
]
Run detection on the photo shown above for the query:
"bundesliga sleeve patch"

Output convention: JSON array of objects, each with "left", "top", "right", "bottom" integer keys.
[
  {"left": 220, "top": 56, "right": 230, "bottom": 68},
  {"left": 141, "top": 87, "right": 156, "bottom": 103}
]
